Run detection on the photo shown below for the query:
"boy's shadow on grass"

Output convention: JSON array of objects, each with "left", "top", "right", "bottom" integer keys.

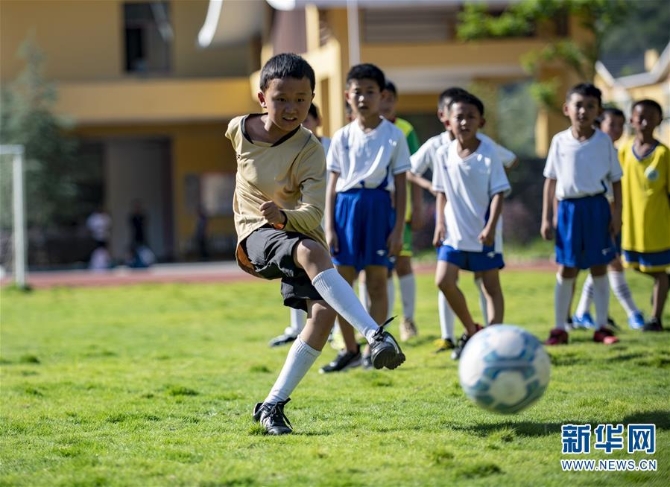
[{"left": 453, "top": 409, "right": 670, "bottom": 438}]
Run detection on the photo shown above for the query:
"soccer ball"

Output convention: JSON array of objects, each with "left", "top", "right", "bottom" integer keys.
[{"left": 458, "top": 325, "right": 551, "bottom": 414}]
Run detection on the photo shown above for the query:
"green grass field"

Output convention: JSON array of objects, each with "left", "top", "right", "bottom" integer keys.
[{"left": 1, "top": 268, "right": 669, "bottom": 487}]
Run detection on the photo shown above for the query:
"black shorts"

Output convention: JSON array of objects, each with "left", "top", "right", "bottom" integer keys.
[{"left": 242, "top": 226, "right": 323, "bottom": 311}]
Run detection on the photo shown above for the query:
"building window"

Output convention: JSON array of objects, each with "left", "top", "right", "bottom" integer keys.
[{"left": 123, "top": 2, "right": 172, "bottom": 74}]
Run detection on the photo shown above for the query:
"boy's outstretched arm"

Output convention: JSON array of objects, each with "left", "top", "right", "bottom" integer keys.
[
  {"left": 610, "top": 180, "right": 622, "bottom": 237},
  {"left": 479, "top": 192, "right": 504, "bottom": 246},
  {"left": 433, "top": 192, "right": 447, "bottom": 248},
  {"left": 389, "top": 172, "right": 407, "bottom": 256},
  {"left": 541, "top": 178, "right": 556, "bottom": 241}
]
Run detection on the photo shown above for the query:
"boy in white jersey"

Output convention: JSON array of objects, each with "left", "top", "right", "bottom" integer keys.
[
  {"left": 619, "top": 99, "right": 670, "bottom": 331},
  {"left": 571, "top": 108, "right": 645, "bottom": 330},
  {"left": 409, "top": 87, "right": 517, "bottom": 355},
  {"left": 321, "top": 63, "right": 410, "bottom": 373},
  {"left": 432, "top": 92, "right": 511, "bottom": 359},
  {"left": 541, "top": 83, "right": 622, "bottom": 346},
  {"left": 227, "top": 53, "right": 405, "bottom": 434}
]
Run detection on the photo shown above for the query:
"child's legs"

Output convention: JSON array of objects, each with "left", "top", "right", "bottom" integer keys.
[
  {"left": 589, "top": 264, "right": 609, "bottom": 327},
  {"left": 480, "top": 269, "right": 504, "bottom": 325},
  {"left": 364, "top": 265, "right": 389, "bottom": 325},
  {"left": 332, "top": 264, "right": 360, "bottom": 352},
  {"left": 650, "top": 271, "right": 669, "bottom": 320},
  {"left": 473, "top": 271, "right": 490, "bottom": 326},
  {"left": 555, "top": 265, "right": 578, "bottom": 330},
  {"left": 436, "top": 259, "right": 477, "bottom": 335},
  {"left": 299, "top": 300, "right": 337, "bottom": 350}
]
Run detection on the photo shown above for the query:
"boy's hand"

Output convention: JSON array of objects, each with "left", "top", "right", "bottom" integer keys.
[
  {"left": 259, "top": 201, "right": 286, "bottom": 227},
  {"left": 433, "top": 223, "right": 445, "bottom": 248},
  {"left": 387, "top": 228, "right": 403, "bottom": 257},
  {"left": 326, "top": 228, "right": 339, "bottom": 255},
  {"left": 610, "top": 210, "right": 622, "bottom": 237},
  {"left": 540, "top": 218, "right": 553, "bottom": 241},
  {"left": 478, "top": 226, "right": 495, "bottom": 247}
]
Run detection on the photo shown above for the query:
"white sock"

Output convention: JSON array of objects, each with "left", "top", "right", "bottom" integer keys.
[
  {"left": 358, "top": 279, "right": 370, "bottom": 311},
  {"left": 265, "top": 337, "right": 320, "bottom": 404},
  {"left": 398, "top": 274, "right": 416, "bottom": 320},
  {"left": 555, "top": 274, "right": 575, "bottom": 331},
  {"left": 312, "top": 269, "right": 379, "bottom": 342},
  {"left": 575, "top": 274, "right": 594, "bottom": 317},
  {"left": 387, "top": 276, "right": 395, "bottom": 320},
  {"left": 438, "top": 291, "right": 455, "bottom": 340},
  {"left": 608, "top": 270, "right": 639, "bottom": 316},
  {"left": 289, "top": 308, "right": 306, "bottom": 335},
  {"left": 591, "top": 274, "right": 610, "bottom": 328},
  {"left": 474, "top": 277, "right": 488, "bottom": 326}
]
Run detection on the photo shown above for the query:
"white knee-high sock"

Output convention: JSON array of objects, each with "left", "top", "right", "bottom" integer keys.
[
  {"left": 608, "top": 270, "right": 639, "bottom": 316},
  {"left": 289, "top": 308, "right": 306, "bottom": 335},
  {"left": 265, "top": 337, "right": 320, "bottom": 404},
  {"left": 312, "top": 269, "right": 379, "bottom": 342},
  {"left": 575, "top": 274, "right": 594, "bottom": 317},
  {"left": 591, "top": 274, "right": 610, "bottom": 328},
  {"left": 438, "top": 291, "right": 455, "bottom": 340},
  {"left": 398, "top": 274, "right": 416, "bottom": 320},
  {"left": 555, "top": 274, "right": 575, "bottom": 331},
  {"left": 358, "top": 279, "right": 370, "bottom": 311},
  {"left": 474, "top": 277, "right": 489, "bottom": 326},
  {"left": 387, "top": 276, "right": 395, "bottom": 320}
]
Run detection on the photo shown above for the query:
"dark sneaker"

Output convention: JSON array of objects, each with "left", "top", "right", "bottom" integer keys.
[
  {"left": 593, "top": 326, "right": 620, "bottom": 344},
  {"left": 319, "top": 345, "right": 362, "bottom": 373},
  {"left": 607, "top": 316, "right": 620, "bottom": 330},
  {"left": 268, "top": 332, "right": 298, "bottom": 348},
  {"left": 369, "top": 317, "right": 405, "bottom": 370},
  {"left": 252, "top": 399, "right": 292, "bottom": 435},
  {"left": 451, "top": 324, "right": 483, "bottom": 360},
  {"left": 642, "top": 317, "right": 664, "bottom": 332},
  {"left": 433, "top": 338, "right": 455, "bottom": 354},
  {"left": 545, "top": 328, "right": 569, "bottom": 346}
]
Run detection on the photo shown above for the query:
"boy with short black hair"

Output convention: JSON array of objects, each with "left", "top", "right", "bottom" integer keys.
[
  {"left": 432, "top": 92, "right": 511, "bottom": 359},
  {"left": 541, "top": 83, "right": 623, "bottom": 346},
  {"left": 227, "top": 53, "right": 405, "bottom": 434},
  {"left": 321, "top": 63, "right": 410, "bottom": 372},
  {"left": 619, "top": 98, "right": 670, "bottom": 331}
]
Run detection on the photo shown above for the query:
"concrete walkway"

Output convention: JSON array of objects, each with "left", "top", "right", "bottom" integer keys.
[{"left": 1, "top": 259, "right": 553, "bottom": 290}]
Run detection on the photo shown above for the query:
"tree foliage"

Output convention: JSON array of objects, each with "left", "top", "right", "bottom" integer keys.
[
  {"left": 0, "top": 35, "right": 80, "bottom": 230},
  {"left": 457, "top": 0, "right": 632, "bottom": 110}
]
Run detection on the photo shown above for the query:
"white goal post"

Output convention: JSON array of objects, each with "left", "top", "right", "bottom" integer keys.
[{"left": 0, "top": 144, "right": 27, "bottom": 289}]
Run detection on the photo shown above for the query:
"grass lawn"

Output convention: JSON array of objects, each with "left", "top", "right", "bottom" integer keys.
[{"left": 1, "top": 267, "right": 669, "bottom": 486}]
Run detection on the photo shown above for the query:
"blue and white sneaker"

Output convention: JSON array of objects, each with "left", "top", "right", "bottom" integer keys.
[
  {"left": 572, "top": 312, "right": 596, "bottom": 329},
  {"left": 627, "top": 312, "right": 645, "bottom": 330}
]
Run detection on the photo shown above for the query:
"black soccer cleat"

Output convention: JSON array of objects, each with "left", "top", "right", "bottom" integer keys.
[
  {"left": 252, "top": 399, "right": 293, "bottom": 435},
  {"left": 369, "top": 317, "right": 406, "bottom": 370}
]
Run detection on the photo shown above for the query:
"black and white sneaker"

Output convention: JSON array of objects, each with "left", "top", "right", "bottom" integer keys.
[
  {"left": 252, "top": 399, "right": 293, "bottom": 435},
  {"left": 369, "top": 317, "right": 405, "bottom": 370},
  {"left": 268, "top": 332, "right": 298, "bottom": 348},
  {"left": 319, "top": 345, "right": 362, "bottom": 373}
]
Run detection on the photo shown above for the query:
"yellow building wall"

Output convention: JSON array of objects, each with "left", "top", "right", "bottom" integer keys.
[{"left": 0, "top": 0, "right": 250, "bottom": 82}]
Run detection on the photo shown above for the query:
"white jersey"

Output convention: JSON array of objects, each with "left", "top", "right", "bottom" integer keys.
[
  {"left": 327, "top": 118, "right": 411, "bottom": 192},
  {"left": 543, "top": 128, "right": 622, "bottom": 200},
  {"left": 411, "top": 131, "right": 516, "bottom": 176},
  {"left": 433, "top": 138, "right": 511, "bottom": 252}
]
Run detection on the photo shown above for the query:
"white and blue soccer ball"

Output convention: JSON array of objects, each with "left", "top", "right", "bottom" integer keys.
[{"left": 458, "top": 325, "right": 551, "bottom": 414}]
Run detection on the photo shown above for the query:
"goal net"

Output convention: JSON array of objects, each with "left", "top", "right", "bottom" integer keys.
[{"left": 0, "top": 145, "right": 27, "bottom": 288}]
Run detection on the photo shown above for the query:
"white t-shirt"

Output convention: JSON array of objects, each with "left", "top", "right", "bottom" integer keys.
[
  {"left": 86, "top": 212, "right": 111, "bottom": 241},
  {"left": 327, "top": 118, "right": 411, "bottom": 192},
  {"left": 543, "top": 128, "right": 622, "bottom": 200},
  {"left": 433, "top": 138, "right": 511, "bottom": 252},
  {"left": 411, "top": 131, "right": 517, "bottom": 176}
]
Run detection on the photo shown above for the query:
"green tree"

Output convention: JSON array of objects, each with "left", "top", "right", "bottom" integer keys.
[
  {"left": 457, "top": 0, "right": 631, "bottom": 110},
  {"left": 0, "top": 36, "right": 80, "bottom": 236}
]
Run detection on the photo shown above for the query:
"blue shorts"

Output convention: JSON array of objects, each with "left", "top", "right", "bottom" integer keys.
[
  {"left": 332, "top": 188, "right": 395, "bottom": 272},
  {"left": 623, "top": 249, "right": 670, "bottom": 273},
  {"left": 436, "top": 244, "right": 504, "bottom": 272},
  {"left": 556, "top": 195, "right": 616, "bottom": 269}
]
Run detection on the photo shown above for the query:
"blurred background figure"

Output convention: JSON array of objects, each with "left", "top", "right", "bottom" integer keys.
[
  {"left": 195, "top": 204, "right": 209, "bottom": 261},
  {"left": 86, "top": 206, "right": 112, "bottom": 271},
  {"left": 127, "top": 199, "right": 155, "bottom": 268}
]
